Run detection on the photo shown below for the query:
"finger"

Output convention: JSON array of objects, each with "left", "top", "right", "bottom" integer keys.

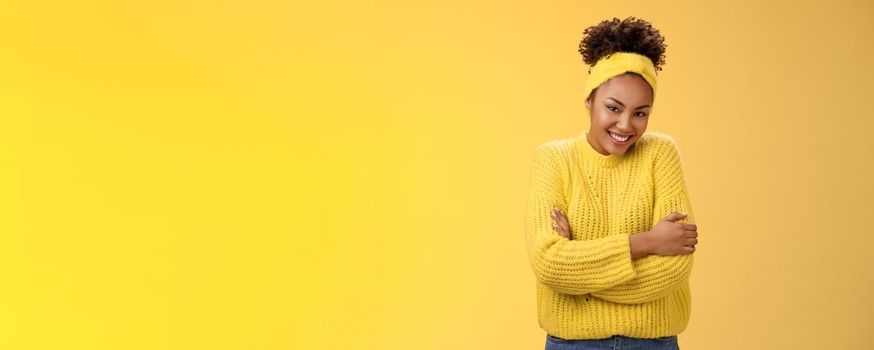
[
  {"left": 552, "top": 206, "right": 562, "bottom": 215},
  {"left": 551, "top": 208, "right": 568, "bottom": 227},
  {"left": 683, "top": 223, "right": 697, "bottom": 231},
  {"left": 553, "top": 223, "right": 569, "bottom": 238},
  {"left": 552, "top": 222, "right": 565, "bottom": 236},
  {"left": 664, "top": 212, "right": 688, "bottom": 222},
  {"left": 686, "top": 237, "right": 698, "bottom": 246},
  {"left": 686, "top": 230, "right": 698, "bottom": 238},
  {"left": 551, "top": 207, "right": 566, "bottom": 225},
  {"left": 551, "top": 206, "right": 563, "bottom": 216},
  {"left": 683, "top": 245, "right": 696, "bottom": 254},
  {"left": 551, "top": 207, "right": 572, "bottom": 238},
  {"left": 555, "top": 211, "right": 570, "bottom": 233}
]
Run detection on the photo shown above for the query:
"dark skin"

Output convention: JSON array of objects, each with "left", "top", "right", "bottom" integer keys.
[{"left": 550, "top": 73, "right": 699, "bottom": 259}]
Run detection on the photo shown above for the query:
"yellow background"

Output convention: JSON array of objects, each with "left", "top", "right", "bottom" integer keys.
[{"left": 2, "top": 1, "right": 873, "bottom": 349}]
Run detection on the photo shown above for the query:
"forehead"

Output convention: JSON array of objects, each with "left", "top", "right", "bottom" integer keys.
[{"left": 598, "top": 74, "right": 653, "bottom": 103}]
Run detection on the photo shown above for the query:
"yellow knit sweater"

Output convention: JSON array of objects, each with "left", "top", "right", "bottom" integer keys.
[{"left": 525, "top": 130, "right": 696, "bottom": 339}]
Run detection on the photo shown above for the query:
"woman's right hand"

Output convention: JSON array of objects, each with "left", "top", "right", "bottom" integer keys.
[{"left": 645, "top": 212, "right": 698, "bottom": 255}]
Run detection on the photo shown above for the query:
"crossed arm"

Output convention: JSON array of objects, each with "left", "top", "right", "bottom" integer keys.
[
  {"left": 549, "top": 190, "right": 697, "bottom": 304},
  {"left": 525, "top": 138, "right": 697, "bottom": 304}
]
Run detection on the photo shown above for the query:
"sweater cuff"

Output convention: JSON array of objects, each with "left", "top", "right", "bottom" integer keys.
[{"left": 611, "top": 234, "right": 638, "bottom": 286}]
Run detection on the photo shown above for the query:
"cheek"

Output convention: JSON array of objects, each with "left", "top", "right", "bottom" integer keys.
[
  {"left": 635, "top": 118, "right": 649, "bottom": 128},
  {"left": 589, "top": 111, "right": 609, "bottom": 126}
]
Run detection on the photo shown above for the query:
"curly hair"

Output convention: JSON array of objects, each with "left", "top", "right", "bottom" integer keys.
[{"left": 578, "top": 16, "right": 666, "bottom": 72}]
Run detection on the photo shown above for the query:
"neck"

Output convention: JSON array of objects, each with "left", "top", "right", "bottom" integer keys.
[
  {"left": 586, "top": 131, "right": 610, "bottom": 156},
  {"left": 575, "top": 131, "right": 631, "bottom": 168}
]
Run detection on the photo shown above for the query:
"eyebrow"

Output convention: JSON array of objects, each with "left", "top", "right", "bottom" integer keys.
[{"left": 606, "top": 97, "right": 651, "bottom": 109}]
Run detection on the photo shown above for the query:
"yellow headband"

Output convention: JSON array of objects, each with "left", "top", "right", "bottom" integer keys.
[{"left": 582, "top": 52, "right": 658, "bottom": 101}]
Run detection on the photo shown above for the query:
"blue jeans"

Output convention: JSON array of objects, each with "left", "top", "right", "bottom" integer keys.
[{"left": 545, "top": 334, "right": 679, "bottom": 350}]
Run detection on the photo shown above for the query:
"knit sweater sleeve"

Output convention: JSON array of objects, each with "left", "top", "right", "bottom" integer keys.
[
  {"left": 525, "top": 143, "right": 638, "bottom": 295},
  {"left": 591, "top": 137, "right": 696, "bottom": 304}
]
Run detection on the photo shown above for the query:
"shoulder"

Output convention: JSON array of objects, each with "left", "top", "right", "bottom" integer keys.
[
  {"left": 637, "top": 131, "right": 682, "bottom": 160},
  {"left": 644, "top": 132, "right": 688, "bottom": 183},
  {"left": 643, "top": 132, "right": 691, "bottom": 197},
  {"left": 532, "top": 136, "right": 576, "bottom": 160},
  {"left": 638, "top": 131, "right": 679, "bottom": 149},
  {"left": 529, "top": 137, "right": 577, "bottom": 179}
]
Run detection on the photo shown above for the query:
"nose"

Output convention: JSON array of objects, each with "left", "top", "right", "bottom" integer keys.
[{"left": 615, "top": 114, "right": 633, "bottom": 132}]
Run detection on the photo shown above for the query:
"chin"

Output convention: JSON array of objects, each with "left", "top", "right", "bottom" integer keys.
[{"left": 606, "top": 142, "right": 633, "bottom": 155}]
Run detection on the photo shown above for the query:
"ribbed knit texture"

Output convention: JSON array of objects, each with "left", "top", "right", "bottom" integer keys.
[{"left": 525, "top": 130, "right": 696, "bottom": 339}]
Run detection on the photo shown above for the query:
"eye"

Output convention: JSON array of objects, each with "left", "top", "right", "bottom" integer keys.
[
  {"left": 607, "top": 105, "right": 619, "bottom": 112},
  {"left": 635, "top": 112, "right": 648, "bottom": 117}
]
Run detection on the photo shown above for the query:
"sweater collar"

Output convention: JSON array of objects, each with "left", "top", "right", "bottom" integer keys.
[{"left": 574, "top": 131, "right": 631, "bottom": 168}]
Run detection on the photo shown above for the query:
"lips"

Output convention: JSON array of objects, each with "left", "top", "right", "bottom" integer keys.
[{"left": 608, "top": 131, "right": 633, "bottom": 144}]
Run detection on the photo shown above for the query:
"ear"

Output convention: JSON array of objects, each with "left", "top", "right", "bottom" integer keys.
[{"left": 585, "top": 97, "right": 592, "bottom": 110}]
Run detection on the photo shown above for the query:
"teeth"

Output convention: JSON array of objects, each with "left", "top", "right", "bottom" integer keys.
[{"left": 610, "top": 132, "right": 631, "bottom": 142}]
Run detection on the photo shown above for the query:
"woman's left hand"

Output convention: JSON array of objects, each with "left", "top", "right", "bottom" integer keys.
[{"left": 551, "top": 207, "right": 572, "bottom": 239}]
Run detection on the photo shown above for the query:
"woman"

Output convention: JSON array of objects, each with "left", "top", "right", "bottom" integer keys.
[{"left": 525, "top": 17, "right": 699, "bottom": 350}]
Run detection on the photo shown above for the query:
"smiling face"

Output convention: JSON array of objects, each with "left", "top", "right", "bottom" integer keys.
[{"left": 584, "top": 73, "right": 654, "bottom": 156}]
